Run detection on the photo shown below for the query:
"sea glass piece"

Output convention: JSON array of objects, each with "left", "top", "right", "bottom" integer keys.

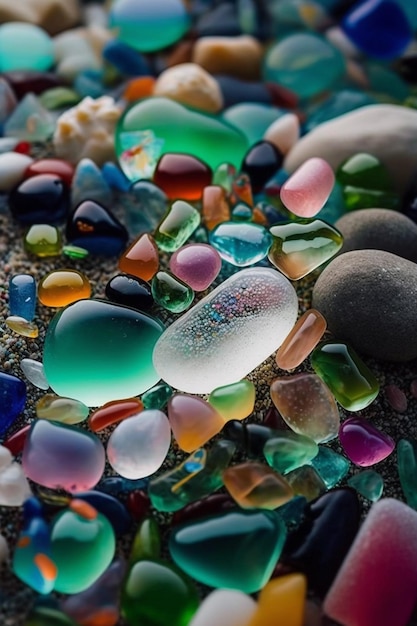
[
  {"left": 397, "top": 438, "right": 417, "bottom": 510},
  {"left": 71, "top": 158, "right": 112, "bottom": 209},
  {"left": 118, "top": 233, "right": 159, "bottom": 282},
  {"left": 121, "top": 559, "right": 199, "bottom": 626},
  {"left": 223, "top": 462, "right": 294, "bottom": 509},
  {"left": 324, "top": 498, "right": 417, "bottom": 626},
  {"left": 9, "top": 274, "right": 36, "bottom": 321},
  {"left": 241, "top": 140, "right": 283, "bottom": 194},
  {"left": 23, "top": 420, "right": 105, "bottom": 492},
  {"left": 88, "top": 398, "right": 143, "bottom": 432},
  {"left": 121, "top": 180, "right": 168, "bottom": 236},
  {"left": 170, "top": 244, "right": 222, "bottom": 291},
  {"left": 169, "top": 509, "right": 287, "bottom": 593},
  {"left": 38, "top": 270, "right": 91, "bottom": 308},
  {"left": 0, "top": 445, "right": 31, "bottom": 506},
  {"left": 168, "top": 395, "right": 225, "bottom": 453},
  {"left": 268, "top": 219, "right": 343, "bottom": 280},
  {"left": 339, "top": 417, "right": 395, "bottom": 467},
  {"left": 153, "top": 268, "right": 298, "bottom": 394},
  {"left": 151, "top": 271, "right": 195, "bottom": 313},
  {"left": 285, "top": 465, "right": 326, "bottom": 501},
  {"left": 280, "top": 488, "right": 361, "bottom": 598},
  {"left": 142, "top": 383, "right": 173, "bottom": 411},
  {"left": 209, "top": 221, "right": 272, "bottom": 266},
  {"left": 5, "top": 316, "right": 39, "bottom": 338},
  {"left": 264, "top": 431, "right": 319, "bottom": 475},
  {"left": 24, "top": 224, "right": 62, "bottom": 257},
  {"left": 4, "top": 94, "right": 55, "bottom": 142},
  {"left": 270, "top": 373, "right": 340, "bottom": 443},
  {"left": 154, "top": 200, "right": 201, "bottom": 253},
  {"left": 310, "top": 341, "right": 380, "bottom": 411},
  {"left": 264, "top": 33, "right": 345, "bottom": 99},
  {"left": 310, "top": 447, "right": 350, "bottom": 488},
  {"left": 36, "top": 394, "right": 89, "bottom": 425},
  {"left": 107, "top": 410, "right": 171, "bottom": 479},
  {"left": 109, "top": 0, "right": 191, "bottom": 53},
  {"left": 9, "top": 173, "right": 70, "bottom": 225},
  {"left": 149, "top": 440, "right": 235, "bottom": 512},
  {"left": 51, "top": 500, "right": 116, "bottom": 594},
  {"left": 66, "top": 200, "right": 128, "bottom": 257},
  {"left": 116, "top": 97, "right": 248, "bottom": 175},
  {"left": 188, "top": 589, "right": 257, "bottom": 626},
  {"left": 62, "top": 245, "right": 89, "bottom": 260},
  {"left": 202, "top": 185, "right": 231, "bottom": 230},
  {"left": 276, "top": 309, "right": 326, "bottom": 371},
  {"left": 0, "top": 23, "right": 53, "bottom": 72},
  {"left": 0, "top": 371, "right": 26, "bottom": 436},
  {"left": 43, "top": 299, "right": 164, "bottom": 406},
  {"left": 348, "top": 470, "right": 384, "bottom": 501},
  {"left": 129, "top": 517, "right": 161, "bottom": 564},
  {"left": 61, "top": 559, "right": 126, "bottom": 626},
  {"left": 209, "top": 380, "right": 255, "bottom": 422},
  {"left": 20, "top": 359, "right": 48, "bottom": 390},
  {"left": 154, "top": 153, "right": 212, "bottom": 201},
  {"left": 280, "top": 158, "right": 335, "bottom": 218},
  {"left": 105, "top": 274, "right": 153, "bottom": 311},
  {"left": 249, "top": 574, "right": 306, "bottom": 626},
  {"left": 223, "top": 103, "right": 284, "bottom": 147}
]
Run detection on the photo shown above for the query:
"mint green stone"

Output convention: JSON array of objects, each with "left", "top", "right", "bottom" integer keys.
[
  {"left": 263, "top": 431, "right": 319, "bottom": 475},
  {"left": 62, "top": 245, "right": 89, "bottom": 259},
  {"left": 43, "top": 299, "right": 164, "bottom": 407},
  {"left": 152, "top": 271, "right": 194, "bottom": 313},
  {"left": 51, "top": 507, "right": 115, "bottom": 594},
  {"left": 154, "top": 201, "right": 200, "bottom": 253},
  {"left": 142, "top": 382, "right": 173, "bottom": 410},
  {"left": 0, "top": 23, "right": 54, "bottom": 72},
  {"left": 310, "top": 340, "right": 380, "bottom": 411},
  {"left": 39, "top": 87, "right": 81, "bottom": 110},
  {"left": 4, "top": 93, "right": 55, "bottom": 141},
  {"left": 149, "top": 440, "right": 235, "bottom": 512},
  {"left": 116, "top": 97, "right": 248, "bottom": 178},
  {"left": 25, "top": 606, "right": 79, "bottom": 626},
  {"left": 310, "top": 446, "right": 350, "bottom": 488},
  {"left": 397, "top": 438, "right": 417, "bottom": 510},
  {"left": 122, "top": 559, "right": 199, "bottom": 626},
  {"left": 348, "top": 470, "right": 384, "bottom": 502},
  {"left": 169, "top": 509, "right": 287, "bottom": 593},
  {"left": 129, "top": 518, "right": 161, "bottom": 565},
  {"left": 222, "top": 104, "right": 283, "bottom": 144}
]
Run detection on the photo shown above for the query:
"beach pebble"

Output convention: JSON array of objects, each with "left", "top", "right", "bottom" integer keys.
[
  {"left": 0, "top": 0, "right": 80, "bottom": 36},
  {"left": 154, "top": 63, "right": 223, "bottom": 113},
  {"left": 192, "top": 35, "right": 263, "bottom": 81},
  {"left": 312, "top": 249, "right": 417, "bottom": 361},
  {"left": 335, "top": 208, "right": 417, "bottom": 262},
  {"left": 0, "top": 152, "right": 33, "bottom": 192},
  {"left": 263, "top": 113, "right": 300, "bottom": 155},
  {"left": 284, "top": 104, "right": 417, "bottom": 193}
]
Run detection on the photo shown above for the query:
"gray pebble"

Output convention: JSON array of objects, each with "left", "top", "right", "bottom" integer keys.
[{"left": 312, "top": 249, "right": 417, "bottom": 362}]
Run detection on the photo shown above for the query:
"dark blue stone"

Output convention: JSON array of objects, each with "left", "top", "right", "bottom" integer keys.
[
  {"left": 0, "top": 371, "right": 26, "bottom": 437},
  {"left": 216, "top": 75, "right": 272, "bottom": 108},
  {"left": 342, "top": 0, "right": 412, "bottom": 61},
  {"left": 9, "top": 174, "right": 70, "bottom": 225},
  {"left": 97, "top": 476, "right": 149, "bottom": 496},
  {"left": 66, "top": 200, "right": 129, "bottom": 256},
  {"left": 76, "top": 491, "right": 132, "bottom": 536},
  {"left": 9, "top": 274, "right": 37, "bottom": 321},
  {"left": 105, "top": 273, "right": 154, "bottom": 311},
  {"left": 102, "top": 162, "right": 130, "bottom": 192},
  {"left": 103, "top": 40, "right": 151, "bottom": 77},
  {"left": 241, "top": 140, "right": 283, "bottom": 193},
  {"left": 196, "top": 3, "right": 241, "bottom": 36}
]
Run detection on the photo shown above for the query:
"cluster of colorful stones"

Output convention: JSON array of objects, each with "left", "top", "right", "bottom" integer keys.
[{"left": 0, "top": 0, "right": 417, "bottom": 625}]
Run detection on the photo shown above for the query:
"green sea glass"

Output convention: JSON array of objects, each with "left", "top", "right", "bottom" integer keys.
[
  {"left": 222, "top": 103, "right": 284, "bottom": 144},
  {"left": 24, "top": 606, "right": 79, "bottom": 626},
  {"left": 142, "top": 383, "right": 173, "bottom": 410},
  {"left": 348, "top": 470, "right": 384, "bottom": 502},
  {"left": 129, "top": 518, "right": 161, "bottom": 565},
  {"left": 263, "top": 431, "right": 319, "bottom": 475},
  {"left": 310, "top": 446, "right": 350, "bottom": 488},
  {"left": 24, "top": 224, "right": 62, "bottom": 257},
  {"left": 116, "top": 97, "right": 248, "bottom": 178},
  {"left": 397, "top": 438, "right": 417, "bottom": 510},
  {"left": 154, "top": 201, "right": 201, "bottom": 252},
  {"left": 152, "top": 271, "right": 194, "bottom": 313},
  {"left": 310, "top": 341, "right": 380, "bottom": 411},
  {"left": 208, "top": 379, "right": 255, "bottom": 422}
]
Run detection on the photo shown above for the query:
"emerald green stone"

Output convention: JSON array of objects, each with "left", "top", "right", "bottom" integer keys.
[
  {"left": 116, "top": 97, "right": 248, "bottom": 178},
  {"left": 152, "top": 271, "right": 194, "bottom": 313},
  {"left": 24, "top": 606, "right": 79, "bottom": 626},
  {"left": 62, "top": 245, "right": 89, "bottom": 259},
  {"left": 169, "top": 509, "right": 287, "bottom": 593},
  {"left": 149, "top": 440, "right": 235, "bottom": 512},
  {"left": 43, "top": 299, "right": 164, "bottom": 407},
  {"left": 263, "top": 431, "right": 319, "bottom": 475},
  {"left": 208, "top": 379, "right": 255, "bottom": 422},
  {"left": 39, "top": 87, "right": 81, "bottom": 110},
  {"left": 348, "top": 470, "right": 384, "bottom": 502},
  {"left": 397, "top": 438, "right": 417, "bottom": 509},
  {"left": 142, "top": 383, "right": 173, "bottom": 410},
  {"left": 122, "top": 559, "right": 199, "bottom": 626},
  {"left": 310, "top": 341, "right": 380, "bottom": 411},
  {"left": 129, "top": 518, "right": 161, "bottom": 565},
  {"left": 154, "top": 201, "right": 200, "bottom": 253},
  {"left": 24, "top": 224, "right": 62, "bottom": 257},
  {"left": 342, "top": 186, "right": 399, "bottom": 211},
  {"left": 310, "top": 446, "right": 350, "bottom": 488}
]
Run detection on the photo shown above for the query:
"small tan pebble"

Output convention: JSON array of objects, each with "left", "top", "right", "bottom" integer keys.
[
  {"left": 264, "top": 113, "right": 300, "bottom": 155},
  {"left": 154, "top": 63, "right": 223, "bottom": 113},
  {"left": 384, "top": 384, "right": 408, "bottom": 413},
  {"left": 0, "top": 0, "right": 80, "bottom": 36},
  {"left": 192, "top": 35, "right": 263, "bottom": 81}
]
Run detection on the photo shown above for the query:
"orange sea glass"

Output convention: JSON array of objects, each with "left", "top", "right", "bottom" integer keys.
[
  {"left": 276, "top": 309, "right": 327, "bottom": 371},
  {"left": 249, "top": 574, "right": 307, "bottom": 626},
  {"left": 167, "top": 394, "right": 225, "bottom": 452},
  {"left": 38, "top": 270, "right": 91, "bottom": 307},
  {"left": 88, "top": 398, "right": 144, "bottom": 432},
  {"left": 202, "top": 185, "right": 230, "bottom": 230},
  {"left": 118, "top": 233, "right": 159, "bottom": 281},
  {"left": 223, "top": 462, "right": 294, "bottom": 509}
]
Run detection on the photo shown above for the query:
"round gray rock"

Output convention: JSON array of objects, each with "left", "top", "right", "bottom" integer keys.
[
  {"left": 335, "top": 209, "right": 417, "bottom": 262},
  {"left": 312, "top": 249, "right": 417, "bottom": 362},
  {"left": 284, "top": 104, "right": 417, "bottom": 193}
]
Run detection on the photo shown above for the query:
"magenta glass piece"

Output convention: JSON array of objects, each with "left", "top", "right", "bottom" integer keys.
[
  {"left": 324, "top": 498, "right": 417, "bottom": 626},
  {"left": 169, "top": 243, "right": 222, "bottom": 291},
  {"left": 22, "top": 419, "right": 105, "bottom": 492},
  {"left": 280, "top": 157, "right": 335, "bottom": 218},
  {"left": 338, "top": 417, "right": 394, "bottom": 467}
]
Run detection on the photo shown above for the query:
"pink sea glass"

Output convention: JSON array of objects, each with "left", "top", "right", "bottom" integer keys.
[
  {"left": 22, "top": 419, "right": 105, "bottom": 492},
  {"left": 276, "top": 309, "right": 326, "bottom": 371},
  {"left": 167, "top": 394, "right": 225, "bottom": 452},
  {"left": 169, "top": 243, "right": 222, "bottom": 291},
  {"left": 324, "top": 498, "right": 417, "bottom": 626},
  {"left": 280, "top": 157, "right": 335, "bottom": 218},
  {"left": 338, "top": 417, "right": 395, "bottom": 466}
]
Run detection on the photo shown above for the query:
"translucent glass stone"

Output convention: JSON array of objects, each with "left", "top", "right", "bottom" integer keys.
[
  {"left": 24, "top": 224, "right": 62, "bottom": 257},
  {"left": 36, "top": 394, "right": 89, "bottom": 425},
  {"left": 397, "top": 438, "right": 417, "bottom": 510},
  {"left": 0, "top": 23, "right": 54, "bottom": 72},
  {"left": 5, "top": 316, "right": 39, "bottom": 338},
  {"left": 154, "top": 200, "right": 201, "bottom": 253},
  {"left": 280, "top": 158, "right": 335, "bottom": 218},
  {"left": 4, "top": 93, "right": 55, "bottom": 142},
  {"left": 151, "top": 271, "right": 195, "bottom": 313},
  {"left": 107, "top": 410, "right": 171, "bottom": 479},
  {"left": 339, "top": 417, "right": 395, "bottom": 467},
  {"left": 38, "top": 270, "right": 91, "bottom": 308},
  {"left": 348, "top": 470, "right": 384, "bottom": 502},
  {"left": 9, "top": 274, "right": 36, "bottom": 321},
  {"left": 20, "top": 358, "right": 48, "bottom": 390},
  {"left": 169, "top": 244, "right": 222, "bottom": 292},
  {"left": 168, "top": 394, "right": 225, "bottom": 452},
  {"left": 276, "top": 309, "right": 327, "bottom": 371},
  {"left": 209, "top": 221, "right": 272, "bottom": 266},
  {"left": 208, "top": 380, "right": 255, "bottom": 422},
  {"left": 153, "top": 268, "right": 298, "bottom": 394},
  {"left": 310, "top": 446, "right": 350, "bottom": 489},
  {"left": 264, "top": 431, "right": 319, "bottom": 475},
  {"left": 223, "top": 462, "right": 294, "bottom": 509}
]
